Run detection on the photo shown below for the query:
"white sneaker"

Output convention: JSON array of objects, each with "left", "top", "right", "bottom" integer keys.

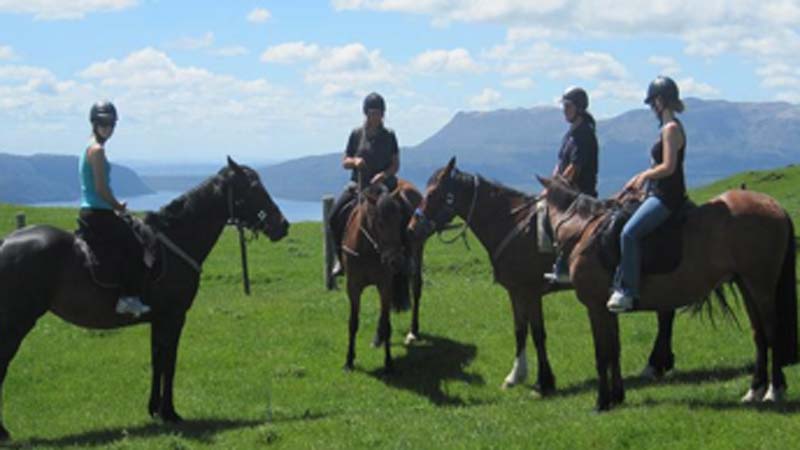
[
  {"left": 116, "top": 296, "right": 151, "bottom": 317},
  {"left": 607, "top": 290, "right": 634, "bottom": 313},
  {"left": 331, "top": 259, "right": 344, "bottom": 277},
  {"left": 543, "top": 271, "right": 570, "bottom": 284}
]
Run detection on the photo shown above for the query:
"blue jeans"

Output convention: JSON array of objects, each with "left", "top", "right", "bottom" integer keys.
[{"left": 613, "top": 196, "right": 672, "bottom": 298}]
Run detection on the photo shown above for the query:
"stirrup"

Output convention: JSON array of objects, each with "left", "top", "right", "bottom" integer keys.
[{"left": 116, "top": 296, "right": 151, "bottom": 318}]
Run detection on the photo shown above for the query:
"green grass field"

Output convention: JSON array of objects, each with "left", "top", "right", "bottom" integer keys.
[{"left": 1, "top": 166, "right": 800, "bottom": 449}]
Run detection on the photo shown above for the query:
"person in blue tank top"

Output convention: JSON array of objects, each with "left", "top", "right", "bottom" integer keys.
[
  {"left": 79, "top": 100, "right": 150, "bottom": 317},
  {"left": 607, "top": 76, "right": 688, "bottom": 312}
]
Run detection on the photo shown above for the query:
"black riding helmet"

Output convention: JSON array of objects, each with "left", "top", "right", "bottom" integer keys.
[
  {"left": 561, "top": 86, "right": 589, "bottom": 111},
  {"left": 644, "top": 76, "right": 679, "bottom": 105},
  {"left": 362, "top": 92, "right": 386, "bottom": 114},
  {"left": 90, "top": 100, "right": 118, "bottom": 126}
]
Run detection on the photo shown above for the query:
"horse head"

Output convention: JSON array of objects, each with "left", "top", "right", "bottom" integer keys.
[
  {"left": 408, "top": 156, "right": 466, "bottom": 240},
  {"left": 359, "top": 183, "right": 407, "bottom": 273},
  {"left": 537, "top": 175, "right": 605, "bottom": 247},
  {"left": 223, "top": 156, "right": 290, "bottom": 242}
]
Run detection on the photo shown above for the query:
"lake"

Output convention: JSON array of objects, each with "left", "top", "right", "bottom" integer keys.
[{"left": 30, "top": 191, "right": 324, "bottom": 223}]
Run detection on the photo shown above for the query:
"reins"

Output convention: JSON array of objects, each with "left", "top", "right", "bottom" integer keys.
[{"left": 437, "top": 174, "right": 479, "bottom": 249}]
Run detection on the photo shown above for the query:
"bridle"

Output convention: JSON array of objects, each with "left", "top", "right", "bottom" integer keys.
[
  {"left": 227, "top": 180, "right": 271, "bottom": 237},
  {"left": 414, "top": 172, "right": 479, "bottom": 245}
]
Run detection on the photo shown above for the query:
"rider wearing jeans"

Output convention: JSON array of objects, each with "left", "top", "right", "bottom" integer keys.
[
  {"left": 328, "top": 92, "right": 400, "bottom": 276},
  {"left": 79, "top": 101, "right": 150, "bottom": 317},
  {"left": 544, "top": 86, "right": 599, "bottom": 284},
  {"left": 607, "top": 76, "right": 688, "bottom": 312}
]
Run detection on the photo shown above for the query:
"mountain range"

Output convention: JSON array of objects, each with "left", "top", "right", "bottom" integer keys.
[
  {"left": 259, "top": 98, "right": 800, "bottom": 200},
  {"left": 2, "top": 98, "right": 799, "bottom": 204},
  {"left": 0, "top": 153, "right": 153, "bottom": 204}
]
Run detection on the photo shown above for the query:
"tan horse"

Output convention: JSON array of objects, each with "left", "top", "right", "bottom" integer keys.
[
  {"left": 341, "top": 180, "right": 424, "bottom": 373},
  {"left": 408, "top": 157, "right": 682, "bottom": 395},
  {"left": 538, "top": 175, "right": 798, "bottom": 410}
]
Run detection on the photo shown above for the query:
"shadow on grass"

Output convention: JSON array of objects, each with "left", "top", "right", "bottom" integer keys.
[
  {"left": 640, "top": 397, "right": 800, "bottom": 414},
  {"left": 365, "top": 333, "right": 486, "bottom": 406},
  {"left": 557, "top": 363, "right": 753, "bottom": 398},
  {"left": 9, "top": 412, "right": 328, "bottom": 449}
]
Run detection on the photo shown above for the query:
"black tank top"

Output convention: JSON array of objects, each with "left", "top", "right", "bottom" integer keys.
[{"left": 646, "top": 119, "right": 687, "bottom": 211}]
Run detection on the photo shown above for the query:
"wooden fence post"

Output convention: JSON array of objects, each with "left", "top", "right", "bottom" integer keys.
[
  {"left": 322, "top": 195, "right": 337, "bottom": 290},
  {"left": 15, "top": 212, "right": 26, "bottom": 229}
]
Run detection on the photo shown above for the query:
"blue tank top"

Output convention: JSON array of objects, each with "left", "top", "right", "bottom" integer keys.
[{"left": 79, "top": 146, "right": 113, "bottom": 210}]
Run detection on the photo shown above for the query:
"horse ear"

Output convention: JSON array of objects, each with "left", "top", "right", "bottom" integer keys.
[
  {"left": 227, "top": 155, "right": 244, "bottom": 175},
  {"left": 442, "top": 156, "right": 457, "bottom": 179},
  {"left": 536, "top": 174, "right": 551, "bottom": 188}
]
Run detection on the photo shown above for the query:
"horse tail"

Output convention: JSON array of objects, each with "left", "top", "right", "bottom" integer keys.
[
  {"left": 391, "top": 271, "right": 411, "bottom": 312},
  {"left": 774, "top": 213, "right": 798, "bottom": 367}
]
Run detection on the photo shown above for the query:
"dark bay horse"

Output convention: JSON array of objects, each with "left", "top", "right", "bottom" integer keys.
[
  {"left": 408, "top": 157, "right": 679, "bottom": 394},
  {"left": 342, "top": 179, "right": 424, "bottom": 372},
  {"left": 0, "top": 157, "right": 289, "bottom": 440},
  {"left": 538, "top": 175, "right": 798, "bottom": 410}
]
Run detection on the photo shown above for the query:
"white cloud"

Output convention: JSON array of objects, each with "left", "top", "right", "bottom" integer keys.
[
  {"left": 0, "top": 45, "right": 16, "bottom": 60},
  {"left": 0, "top": 0, "right": 137, "bottom": 20},
  {"left": 212, "top": 46, "right": 249, "bottom": 57},
  {"left": 171, "top": 32, "right": 215, "bottom": 51},
  {"left": 260, "top": 42, "right": 320, "bottom": 64},
  {"left": 502, "top": 77, "right": 534, "bottom": 90},
  {"left": 247, "top": 7, "right": 272, "bottom": 23},
  {"left": 677, "top": 77, "right": 719, "bottom": 98},
  {"left": 487, "top": 41, "right": 628, "bottom": 81},
  {"left": 410, "top": 48, "right": 482, "bottom": 74},
  {"left": 470, "top": 88, "right": 501, "bottom": 109},
  {"left": 648, "top": 56, "right": 681, "bottom": 76},
  {"left": 306, "top": 43, "right": 398, "bottom": 95}
]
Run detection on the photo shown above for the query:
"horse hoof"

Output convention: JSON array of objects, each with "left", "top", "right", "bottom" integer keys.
[
  {"left": 532, "top": 382, "right": 556, "bottom": 397},
  {"left": 160, "top": 410, "right": 183, "bottom": 423},
  {"left": 343, "top": 363, "right": 354, "bottom": 372},
  {"left": 404, "top": 332, "right": 418, "bottom": 346},
  {"left": 741, "top": 386, "right": 767, "bottom": 403},
  {"left": 639, "top": 365, "right": 661, "bottom": 380},
  {"left": 371, "top": 338, "right": 384, "bottom": 348},
  {"left": 0, "top": 425, "right": 10, "bottom": 442},
  {"left": 762, "top": 384, "right": 786, "bottom": 403},
  {"left": 501, "top": 379, "right": 517, "bottom": 390}
]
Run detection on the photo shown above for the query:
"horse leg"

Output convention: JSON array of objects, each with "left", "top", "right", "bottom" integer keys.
[
  {"left": 405, "top": 250, "right": 423, "bottom": 346},
  {"left": 737, "top": 279, "right": 769, "bottom": 403},
  {"left": 0, "top": 316, "right": 38, "bottom": 441},
  {"left": 149, "top": 314, "right": 186, "bottom": 422},
  {"left": 344, "top": 278, "right": 364, "bottom": 371},
  {"left": 529, "top": 292, "right": 555, "bottom": 396},
  {"left": 377, "top": 280, "right": 394, "bottom": 374},
  {"left": 641, "top": 310, "right": 676, "bottom": 379},
  {"left": 587, "top": 307, "right": 618, "bottom": 411},
  {"left": 502, "top": 288, "right": 529, "bottom": 389},
  {"left": 608, "top": 315, "right": 625, "bottom": 406}
]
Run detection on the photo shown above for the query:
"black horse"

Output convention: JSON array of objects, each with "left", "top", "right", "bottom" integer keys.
[{"left": 0, "top": 157, "right": 289, "bottom": 441}]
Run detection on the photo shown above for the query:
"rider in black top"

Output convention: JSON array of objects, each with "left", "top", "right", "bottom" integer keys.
[
  {"left": 544, "top": 86, "right": 599, "bottom": 283},
  {"left": 328, "top": 92, "right": 400, "bottom": 276}
]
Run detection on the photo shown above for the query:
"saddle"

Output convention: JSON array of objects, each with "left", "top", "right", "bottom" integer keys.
[
  {"left": 75, "top": 214, "right": 162, "bottom": 290},
  {"left": 592, "top": 199, "right": 696, "bottom": 276}
]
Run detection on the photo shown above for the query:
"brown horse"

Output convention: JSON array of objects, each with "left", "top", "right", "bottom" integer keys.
[
  {"left": 342, "top": 179, "right": 424, "bottom": 372},
  {"left": 408, "top": 157, "right": 679, "bottom": 394},
  {"left": 538, "top": 174, "right": 798, "bottom": 410},
  {"left": 0, "top": 157, "right": 289, "bottom": 440}
]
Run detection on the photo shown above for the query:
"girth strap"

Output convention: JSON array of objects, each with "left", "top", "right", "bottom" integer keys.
[{"left": 156, "top": 232, "right": 202, "bottom": 273}]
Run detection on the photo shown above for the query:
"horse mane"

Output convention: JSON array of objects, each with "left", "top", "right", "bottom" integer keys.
[
  {"left": 429, "top": 166, "right": 532, "bottom": 204},
  {"left": 548, "top": 177, "right": 607, "bottom": 218},
  {"left": 144, "top": 168, "right": 230, "bottom": 230}
]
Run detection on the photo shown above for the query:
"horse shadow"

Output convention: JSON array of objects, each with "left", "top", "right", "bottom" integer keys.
[
  {"left": 365, "top": 333, "right": 486, "bottom": 406},
  {"left": 9, "top": 412, "right": 328, "bottom": 449},
  {"left": 557, "top": 363, "right": 754, "bottom": 399}
]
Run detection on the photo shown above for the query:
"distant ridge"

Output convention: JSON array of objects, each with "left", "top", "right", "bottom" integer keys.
[
  {"left": 0, "top": 153, "right": 153, "bottom": 204},
  {"left": 259, "top": 98, "right": 800, "bottom": 200}
]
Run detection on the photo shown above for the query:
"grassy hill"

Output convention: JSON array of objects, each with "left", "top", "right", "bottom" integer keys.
[{"left": 0, "top": 166, "right": 799, "bottom": 449}]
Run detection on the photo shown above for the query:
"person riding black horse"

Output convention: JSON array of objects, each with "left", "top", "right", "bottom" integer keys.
[
  {"left": 543, "top": 86, "right": 599, "bottom": 284},
  {"left": 329, "top": 92, "right": 400, "bottom": 276},
  {"left": 78, "top": 100, "right": 150, "bottom": 317}
]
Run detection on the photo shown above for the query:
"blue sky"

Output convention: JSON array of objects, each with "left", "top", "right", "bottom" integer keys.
[{"left": 1, "top": 1, "right": 798, "bottom": 165}]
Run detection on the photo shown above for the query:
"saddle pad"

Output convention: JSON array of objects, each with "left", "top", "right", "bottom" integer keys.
[{"left": 594, "top": 200, "right": 695, "bottom": 275}]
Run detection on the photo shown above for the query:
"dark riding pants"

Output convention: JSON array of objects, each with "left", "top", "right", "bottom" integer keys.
[{"left": 78, "top": 208, "right": 144, "bottom": 296}]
